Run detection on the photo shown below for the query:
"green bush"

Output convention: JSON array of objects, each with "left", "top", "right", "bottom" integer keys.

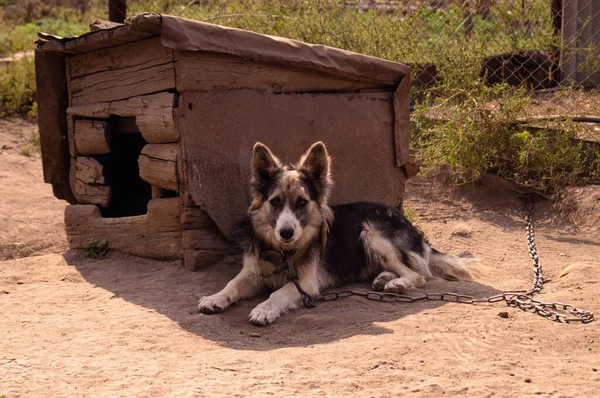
[{"left": 0, "top": 56, "right": 36, "bottom": 117}]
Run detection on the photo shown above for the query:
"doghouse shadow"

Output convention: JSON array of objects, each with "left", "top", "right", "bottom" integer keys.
[{"left": 66, "top": 250, "right": 501, "bottom": 351}]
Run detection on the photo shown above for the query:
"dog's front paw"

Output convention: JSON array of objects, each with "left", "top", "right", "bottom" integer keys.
[
  {"left": 248, "top": 301, "right": 281, "bottom": 325},
  {"left": 198, "top": 294, "right": 231, "bottom": 314}
]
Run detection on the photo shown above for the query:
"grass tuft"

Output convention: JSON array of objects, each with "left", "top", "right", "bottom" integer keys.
[{"left": 83, "top": 239, "right": 108, "bottom": 259}]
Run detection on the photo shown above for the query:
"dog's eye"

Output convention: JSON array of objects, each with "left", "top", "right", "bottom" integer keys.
[
  {"left": 269, "top": 197, "right": 281, "bottom": 208},
  {"left": 296, "top": 198, "right": 308, "bottom": 208}
]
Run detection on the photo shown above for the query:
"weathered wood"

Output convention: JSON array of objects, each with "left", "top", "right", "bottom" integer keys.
[
  {"left": 34, "top": 50, "right": 76, "bottom": 203},
  {"left": 175, "top": 51, "right": 382, "bottom": 93},
  {"left": 67, "top": 93, "right": 177, "bottom": 143},
  {"left": 108, "top": 0, "right": 126, "bottom": 23},
  {"left": 138, "top": 143, "right": 179, "bottom": 191},
  {"left": 69, "top": 37, "right": 172, "bottom": 78},
  {"left": 74, "top": 119, "right": 111, "bottom": 155},
  {"left": 64, "top": 197, "right": 182, "bottom": 260},
  {"left": 183, "top": 227, "right": 238, "bottom": 270},
  {"left": 126, "top": 12, "right": 162, "bottom": 34},
  {"left": 64, "top": 26, "right": 154, "bottom": 53},
  {"left": 67, "top": 38, "right": 173, "bottom": 105},
  {"left": 39, "top": 13, "right": 161, "bottom": 55},
  {"left": 183, "top": 228, "right": 235, "bottom": 251},
  {"left": 72, "top": 156, "right": 106, "bottom": 184},
  {"left": 181, "top": 205, "right": 214, "bottom": 230},
  {"left": 184, "top": 249, "right": 235, "bottom": 271},
  {"left": 70, "top": 171, "right": 112, "bottom": 207},
  {"left": 136, "top": 108, "right": 177, "bottom": 143},
  {"left": 66, "top": 114, "right": 77, "bottom": 156},
  {"left": 90, "top": 19, "right": 123, "bottom": 31},
  {"left": 561, "top": 0, "right": 600, "bottom": 87},
  {"left": 393, "top": 74, "right": 411, "bottom": 168}
]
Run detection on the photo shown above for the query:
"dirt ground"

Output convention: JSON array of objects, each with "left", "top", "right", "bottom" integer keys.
[{"left": 1, "top": 120, "right": 600, "bottom": 397}]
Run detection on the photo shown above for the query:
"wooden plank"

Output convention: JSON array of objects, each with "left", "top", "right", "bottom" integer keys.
[
  {"left": 70, "top": 62, "right": 175, "bottom": 106},
  {"left": 393, "top": 74, "right": 411, "bottom": 168},
  {"left": 561, "top": 0, "right": 600, "bottom": 87},
  {"left": 72, "top": 156, "right": 106, "bottom": 184},
  {"left": 67, "top": 93, "right": 177, "bottom": 143},
  {"left": 69, "top": 37, "right": 172, "bottom": 78},
  {"left": 181, "top": 205, "right": 214, "bottom": 230},
  {"left": 175, "top": 51, "right": 383, "bottom": 93},
  {"left": 64, "top": 197, "right": 182, "bottom": 260},
  {"left": 34, "top": 50, "right": 76, "bottom": 203},
  {"left": 183, "top": 227, "right": 238, "bottom": 270},
  {"left": 64, "top": 25, "right": 154, "bottom": 53},
  {"left": 138, "top": 143, "right": 179, "bottom": 191},
  {"left": 74, "top": 119, "right": 111, "bottom": 155}
]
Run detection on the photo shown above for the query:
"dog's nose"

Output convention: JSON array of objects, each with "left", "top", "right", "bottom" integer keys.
[{"left": 280, "top": 228, "right": 294, "bottom": 241}]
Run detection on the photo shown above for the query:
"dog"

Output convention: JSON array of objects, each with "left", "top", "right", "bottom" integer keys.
[{"left": 198, "top": 142, "right": 476, "bottom": 325}]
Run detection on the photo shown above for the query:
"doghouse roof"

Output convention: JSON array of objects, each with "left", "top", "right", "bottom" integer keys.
[{"left": 36, "top": 12, "right": 410, "bottom": 86}]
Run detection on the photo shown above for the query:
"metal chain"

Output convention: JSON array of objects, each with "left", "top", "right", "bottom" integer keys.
[{"left": 303, "top": 203, "right": 594, "bottom": 324}]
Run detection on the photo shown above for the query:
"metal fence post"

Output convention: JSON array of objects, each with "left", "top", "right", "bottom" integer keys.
[{"left": 109, "top": 0, "right": 127, "bottom": 23}]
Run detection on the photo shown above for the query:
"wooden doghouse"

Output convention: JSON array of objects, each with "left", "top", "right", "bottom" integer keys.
[{"left": 35, "top": 13, "right": 414, "bottom": 269}]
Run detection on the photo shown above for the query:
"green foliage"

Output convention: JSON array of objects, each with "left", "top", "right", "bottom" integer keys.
[
  {"left": 412, "top": 82, "right": 600, "bottom": 194},
  {"left": 83, "top": 239, "right": 108, "bottom": 259},
  {"left": 0, "top": 0, "right": 597, "bottom": 194},
  {"left": 0, "top": 57, "right": 36, "bottom": 117}
]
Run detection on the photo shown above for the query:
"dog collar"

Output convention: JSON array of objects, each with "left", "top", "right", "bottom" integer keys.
[{"left": 259, "top": 246, "right": 309, "bottom": 278}]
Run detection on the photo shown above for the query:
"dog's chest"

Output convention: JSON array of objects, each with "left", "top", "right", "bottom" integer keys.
[{"left": 258, "top": 259, "right": 290, "bottom": 290}]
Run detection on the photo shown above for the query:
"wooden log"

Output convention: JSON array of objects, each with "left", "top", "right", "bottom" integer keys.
[
  {"left": 67, "top": 92, "right": 177, "bottom": 143},
  {"left": 70, "top": 157, "right": 111, "bottom": 207},
  {"left": 175, "top": 51, "right": 383, "bottom": 93},
  {"left": 181, "top": 205, "right": 214, "bottom": 230},
  {"left": 183, "top": 228, "right": 235, "bottom": 251},
  {"left": 69, "top": 38, "right": 175, "bottom": 106},
  {"left": 184, "top": 249, "right": 235, "bottom": 271},
  {"left": 34, "top": 50, "right": 76, "bottom": 203},
  {"left": 72, "top": 156, "right": 106, "bottom": 184},
  {"left": 183, "top": 228, "right": 239, "bottom": 270},
  {"left": 64, "top": 197, "right": 182, "bottom": 260},
  {"left": 74, "top": 119, "right": 111, "bottom": 155},
  {"left": 138, "top": 143, "right": 179, "bottom": 191}
]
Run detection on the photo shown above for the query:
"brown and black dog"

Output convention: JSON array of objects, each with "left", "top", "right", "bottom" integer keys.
[{"left": 198, "top": 142, "right": 476, "bottom": 325}]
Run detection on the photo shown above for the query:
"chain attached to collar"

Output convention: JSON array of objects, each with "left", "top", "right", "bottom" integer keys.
[{"left": 288, "top": 202, "right": 594, "bottom": 323}]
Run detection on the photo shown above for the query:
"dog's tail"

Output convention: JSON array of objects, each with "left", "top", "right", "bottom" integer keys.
[{"left": 427, "top": 248, "right": 479, "bottom": 281}]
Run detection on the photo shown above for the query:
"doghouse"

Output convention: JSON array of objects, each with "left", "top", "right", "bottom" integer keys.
[{"left": 35, "top": 13, "right": 415, "bottom": 270}]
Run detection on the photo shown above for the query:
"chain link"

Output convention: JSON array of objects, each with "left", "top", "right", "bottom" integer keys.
[{"left": 307, "top": 203, "right": 594, "bottom": 324}]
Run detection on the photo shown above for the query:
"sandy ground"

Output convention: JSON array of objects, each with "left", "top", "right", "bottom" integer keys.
[{"left": 1, "top": 120, "right": 600, "bottom": 397}]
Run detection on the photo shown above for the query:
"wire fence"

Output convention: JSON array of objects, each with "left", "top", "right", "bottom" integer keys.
[
  {"left": 9, "top": 0, "right": 597, "bottom": 188},
  {"left": 102, "top": 0, "right": 600, "bottom": 137},
  {"left": 105, "top": 1, "right": 600, "bottom": 89}
]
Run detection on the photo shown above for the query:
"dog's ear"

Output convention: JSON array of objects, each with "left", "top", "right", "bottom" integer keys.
[
  {"left": 250, "top": 142, "right": 282, "bottom": 193},
  {"left": 297, "top": 142, "right": 332, "bottom": 204}
]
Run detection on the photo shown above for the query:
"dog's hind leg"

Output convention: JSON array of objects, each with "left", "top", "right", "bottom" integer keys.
[
  {"left": 198, "top": 253, "right": 264, "bottom": 314},
  {"left": 361, "top": 223, "right": 426, "bottom": 294}
]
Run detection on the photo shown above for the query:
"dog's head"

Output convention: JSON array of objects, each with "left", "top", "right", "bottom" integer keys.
[{"left": 248, "top": 142, "right": 334, "bottom": 250}]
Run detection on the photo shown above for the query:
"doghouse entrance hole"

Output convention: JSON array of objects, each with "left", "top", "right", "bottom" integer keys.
[{"left": 99, "top": 116, "right": 151, "bottom": 218}]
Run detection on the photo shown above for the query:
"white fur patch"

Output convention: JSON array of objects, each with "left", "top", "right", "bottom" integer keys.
[{"left": 275, "top": 205, "right": 302, "bottom": 243}]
